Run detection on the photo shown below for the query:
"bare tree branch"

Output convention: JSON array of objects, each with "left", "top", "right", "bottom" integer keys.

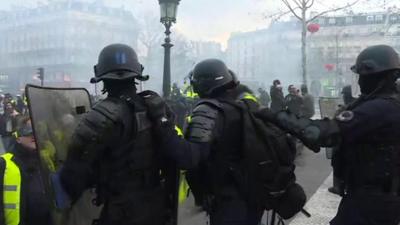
[
  {"left": 306, "top": 0, "right": 361, "bottom": 23},
  {"left": 307, "top": 0, "right": 316, "bottom": 9},
  {"left": 282, "top": 0, "right": 302, "bottom": 20},
  {"left": 293, "top": 0, "right": 303, "bottom": 9},
  {"left": 264, "top": 8, "right": 300, "bottom": 22}
]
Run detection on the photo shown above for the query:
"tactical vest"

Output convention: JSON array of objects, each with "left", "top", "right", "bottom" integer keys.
[
  {"left": 342, "top": 136, "right": 400, "bottom": 195},
  {"left": 1, "top": 153, "right": 22, "bottom": 225},
  {"left": 189, "top": 98, "right": 243, "bottom": 199},
  {"left": 339, "top": 96, "right": 400, "bottom": 195},
  {"left": 95, "top": 95, "right": 167, "bottom": 225},
  {"left": 98, "top": 96, "right": 161, "bottom": 196}
]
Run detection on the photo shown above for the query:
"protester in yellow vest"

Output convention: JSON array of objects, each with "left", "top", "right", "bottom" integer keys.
[
  {"left": 175, "top": 126, "right": 190, "bottom": 204},
  {"left": 0, "top": 115, "right": 53, "bottom": 225}
]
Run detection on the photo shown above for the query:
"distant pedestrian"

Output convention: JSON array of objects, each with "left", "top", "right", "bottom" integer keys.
[
  {"left": 0, "top": 103, "right": 19, "bottom": 151},
  {"left": 16, "top": 95, "right": 26, "bottom": 115},
  {"left": 270, "top": 80, "right": 285, "bottom": 112},
  {"left": 0, "top": 94, "right": 4, "bottom": 115},
  {"left": 300, "top": 84, "right": 315, "bottom": 118},
  {"left": 284, "top": 85, "right": 303, "bottom": 116},
  {"left": 341, "top": 85, "right": 356, "bottom": 105},
  {"left": 310, "top": 80, "right": 321, "bottom": 98},
  {"left": 257, "top": 87, "right": 270, "bottom": 107}
]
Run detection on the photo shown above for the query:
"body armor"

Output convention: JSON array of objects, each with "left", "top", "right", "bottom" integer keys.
[
  {"left": 63, "top": 93, "right": 166, "bottom": 225},
  {"left": 335, "top": 96, "right": 400, "bottom": 195},
  {"left": 185, "top": 98, "right": 244, "bottom": 209}
]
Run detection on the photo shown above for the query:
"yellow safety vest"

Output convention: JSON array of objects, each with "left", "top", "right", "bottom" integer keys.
[
  {"left": 1, "top": 153, "right": 21, "bottom": 225},
  {"left": 241, "top": 92, "right": 259, "bottom": 103},
  {"left": 174, "top": 126, "right": 190, "bottom": 204}
]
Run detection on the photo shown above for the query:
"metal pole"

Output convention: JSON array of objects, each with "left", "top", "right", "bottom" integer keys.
[
  {"left": 162, "top": 21, "right": 173, "bottom": 98},
  {"left": 41, "top": 74, "right": 44, "bottom": 87}
]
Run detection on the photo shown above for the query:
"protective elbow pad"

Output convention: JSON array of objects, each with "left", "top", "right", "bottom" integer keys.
[{"left": 186, "top": 103, "right": 219, "bottom": 143}]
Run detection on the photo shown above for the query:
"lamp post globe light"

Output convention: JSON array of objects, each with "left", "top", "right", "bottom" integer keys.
[{"left": 158, "top": 0, "right": 180, "bottom": 98}]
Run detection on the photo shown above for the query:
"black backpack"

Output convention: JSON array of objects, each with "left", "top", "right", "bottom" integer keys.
[
  {"left": 227, "top": 98, "right": 306, "bottom": 219},
  {"left": 187, "top": 97, "right": 306, "bottom": 219}
]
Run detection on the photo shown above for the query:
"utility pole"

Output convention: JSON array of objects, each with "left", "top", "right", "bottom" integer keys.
[{"left": 37, "top": 67, "right": 44, "bottom": 86}]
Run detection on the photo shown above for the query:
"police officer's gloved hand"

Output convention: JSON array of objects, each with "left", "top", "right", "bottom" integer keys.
[
  {"left": 141, "top": 90, "right": 168, "bottom": 121},
  {"left": 142, "top": 91, "right": 175, "bottom": 139},
  {"left": 256, "top": 108, "right": 321, "bottom": 153}
]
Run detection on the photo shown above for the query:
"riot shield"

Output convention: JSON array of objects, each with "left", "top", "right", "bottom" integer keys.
[
  {"left": 318, "top": 97, "right": 342, "bottom": 119},
  {"left": 25, "top": 84, "right": 102, "bottom": 225},
  {"left": 318, "top": 97, "right": 342, "bottom": 159}
]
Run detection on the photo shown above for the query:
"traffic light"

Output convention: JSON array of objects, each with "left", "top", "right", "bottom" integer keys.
[{"left": 37, "top": 67, "right": 44, "bottom": 86}]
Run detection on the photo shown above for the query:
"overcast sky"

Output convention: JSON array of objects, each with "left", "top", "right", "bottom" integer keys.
[{"left": 1, "top": 0, "right": 399, "bottom": 44}]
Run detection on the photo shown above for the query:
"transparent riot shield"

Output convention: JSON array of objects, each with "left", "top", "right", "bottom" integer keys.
[
  {"left": 25, "top": 84, "right": 102, "bottom": 225},
  {"left": 319, "top": 97, "right": 342, "bottom": 159},
  {"left": 318, "top": 97, "right": 342, "bottom": 119}
]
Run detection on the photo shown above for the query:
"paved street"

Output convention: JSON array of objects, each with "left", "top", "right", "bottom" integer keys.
[{"left": 178, "top": 148, "right": 335, "bottom": 225}]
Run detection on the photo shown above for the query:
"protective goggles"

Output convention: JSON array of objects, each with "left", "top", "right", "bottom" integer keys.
[{"left": 13, "top": 124, "right": 33, "bottom": 138}]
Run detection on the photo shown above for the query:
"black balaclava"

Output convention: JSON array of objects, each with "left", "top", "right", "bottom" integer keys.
[
  {"left": 358, "top": 70, "right": 399, "bottom": 96},
  {"left": 102, "top": 78, "right": 137, "bottom": 97}
]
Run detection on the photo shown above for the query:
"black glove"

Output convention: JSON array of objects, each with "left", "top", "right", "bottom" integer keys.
[
  {"left": 141, "top": 90, "right": 168, "bottom": 121},
  {"left": 256, "top": 108, "right": 321, "bottom": 153},
  {"left": 254, "top": 107, "right": 278, "bottom": 124}
]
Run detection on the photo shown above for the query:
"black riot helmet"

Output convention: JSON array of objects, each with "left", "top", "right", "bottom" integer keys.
[
  {"left": 190, "top": 59, "right": 239, "bottom": 97},
  {"left": 91, "top": 43, "right": 148, "bottom": 83},
  {"left": 351, "top": 45, "right": 400, "bottom": 76}
]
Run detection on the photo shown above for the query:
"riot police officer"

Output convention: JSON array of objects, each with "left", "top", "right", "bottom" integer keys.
[
  {"left": 59, "top": 44, "right": 170, "bottom": 225},
  {"left": 145, "top": 59, "right": 266, "bottom": 225},
  {"left": 256, "top": 45, "right": 400, "bottom": 225}
]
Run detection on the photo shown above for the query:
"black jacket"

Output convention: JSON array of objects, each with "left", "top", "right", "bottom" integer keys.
[
  {"left": 0, "top": 145, "right": 53, "bottom": 225},
  {"left": 61, "top": 88, "right": 167, "bottom": 225},
  {"left": 270, "top": 86, "right": 285, "bottom": 113}
]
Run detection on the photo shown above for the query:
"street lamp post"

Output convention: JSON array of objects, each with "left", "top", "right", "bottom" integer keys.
[{"left": 158, "top": 0, "right": 180, "bottom": 98}]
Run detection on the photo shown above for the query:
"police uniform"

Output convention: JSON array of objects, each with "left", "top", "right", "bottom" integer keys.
[
  {"left": 59, "top": 44, "right": 168, "bottom": 225},
  {"left": 146, "top": 59, "right": 264, "bottom": 225},
  {"left": 257, "top": 45, "right": 400, "bottom": 225}
]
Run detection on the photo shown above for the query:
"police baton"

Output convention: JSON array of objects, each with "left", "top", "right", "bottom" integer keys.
[{"left": 301, "top": 208, "right": 311, "bottom": 217}]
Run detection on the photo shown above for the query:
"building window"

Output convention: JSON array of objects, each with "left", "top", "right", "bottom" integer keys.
[
  {"left": 366, "top": 15, "right": 374, "bottom": 22},
  {"left": 318, "top": 18, "right": 325, "bottom": 25},
  {"left": 345, "top": 17, "right": 353, "bottom": 24},
  {"left": 328, "top": 18, "right": 336, "bottom": 24},
  {"left": 375, "top": 15, "right": 383, "bottom": 21},
  {"left": 391, "top": 15, "right": 398, "bottom": 21}
]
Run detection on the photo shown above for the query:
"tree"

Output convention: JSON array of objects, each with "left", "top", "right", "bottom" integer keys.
[
  {"left": 137, "top": 14, "right": 164, "bottom": 59},
  {"left": 137, "top": 14, "right": 196, "bottom": 91},
  {"left": 272, "top": 0, "right": 363, "bottom": 85}
]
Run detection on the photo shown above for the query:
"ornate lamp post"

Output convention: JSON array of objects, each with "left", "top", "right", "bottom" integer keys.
[{"left": 158, "top": 0, "right": 180, "bottom": 98}]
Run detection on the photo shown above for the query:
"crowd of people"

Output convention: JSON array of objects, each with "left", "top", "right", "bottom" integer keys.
[
  {"left": 0, "top": 43, "right": 399, "bottom": 225},
  {"left": 168, "top": 78, "right": 317, "bottom": 131},
  {"left": 0, "top": 93, "right": 28, "bottom": 152}
]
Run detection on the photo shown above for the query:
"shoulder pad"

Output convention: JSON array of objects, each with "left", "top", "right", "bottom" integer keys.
[
  {"left": 195, "top": 99, "right": 223, "bottom": 110},
  {"left": 192, "top": 102, "right": 220, "bottom": 120},
  {"left": 92, "top": 98, "right": 126, "bottom": 123},
  {"left": 187, "top": 103, "right": 219, "bottom": 143}
]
